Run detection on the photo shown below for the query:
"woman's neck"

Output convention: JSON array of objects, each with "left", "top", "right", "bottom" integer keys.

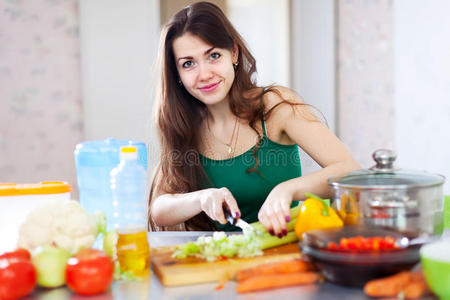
[{"left": 206, "top": 98, "right": 234, "bottom": 125}]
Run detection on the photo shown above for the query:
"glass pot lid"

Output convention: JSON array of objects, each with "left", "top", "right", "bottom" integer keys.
[{"left": 328, "top": 149, "right": 445, "bottom": 189}]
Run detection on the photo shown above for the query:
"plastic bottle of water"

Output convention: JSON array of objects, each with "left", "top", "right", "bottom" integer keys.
[
  {"left": 74, "top": 138, "right": 148, "bottom": 231},
  {"left": 110, "top": 146, "right": 150, "bottom": 277}
]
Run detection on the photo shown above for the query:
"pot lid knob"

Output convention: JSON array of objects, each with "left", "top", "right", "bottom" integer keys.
[{"left": 370, "top": 149, "right": 397, "bottom": 172}]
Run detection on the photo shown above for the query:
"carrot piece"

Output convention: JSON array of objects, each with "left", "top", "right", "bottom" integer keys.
[
  {"left": 215, "top": 277, "right": 228, "bottom": 290},
  {"left": 404, "top": 272, "right": 430, "bottom": 299},
  {"left": 403, "top": 280, "right": 429, "bottom": 299},
  {"left": 408, "top": 271, "right": 425, "bottom": 283},
  {"left": 215, "top": 272, "right": 231, "bottom": 290},
  {"left": 236, "top": 272, "right": 318, "bottom": 293},
  {"left": 215, "top": 280, "right": 226, "bottom": 290},
  {"left": 236, "top": 259, "right": 314, "bottom": 282},
  {"left": 364, "top": 271, "right": 430, "bottom": 298},
  {"left": 364, "top": 271, "right": 412, "bottom": 297}
]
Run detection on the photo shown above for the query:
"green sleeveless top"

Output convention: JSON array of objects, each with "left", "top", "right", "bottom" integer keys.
[{"left": 200, "top": 95, "right": 302, "bottom": 231}]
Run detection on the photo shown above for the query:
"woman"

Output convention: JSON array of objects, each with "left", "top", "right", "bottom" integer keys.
[{"left": 149, "top": 2, "right": 360, "bottom": 236}]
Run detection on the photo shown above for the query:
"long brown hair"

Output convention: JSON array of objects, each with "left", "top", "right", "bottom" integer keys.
[{"left": 148, "top": 2, "right": 310, "bottom": 231}]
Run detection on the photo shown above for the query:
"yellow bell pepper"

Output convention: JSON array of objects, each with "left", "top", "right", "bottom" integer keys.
[{"left": 295, "top": 193, "right": 344, "bottom": 239}]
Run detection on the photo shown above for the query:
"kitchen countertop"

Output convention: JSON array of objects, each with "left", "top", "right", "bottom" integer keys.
[{"left": 27, "top": 231, "right": 440, "bottom": 300}]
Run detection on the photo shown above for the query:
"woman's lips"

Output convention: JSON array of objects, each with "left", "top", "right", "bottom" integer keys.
[{"left": 199, "top": 82, "right": 220, "bottom": 92}]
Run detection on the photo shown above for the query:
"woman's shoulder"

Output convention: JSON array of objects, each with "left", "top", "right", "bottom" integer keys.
[
  {"left": 243, "top": 85, "right": 303, "bottom": 104},
  {"left": 262, "top": 85, "right": 305, "bottom": 112},
  {"left": 262, "top": 85, "right": 320, "bottom": 131}
]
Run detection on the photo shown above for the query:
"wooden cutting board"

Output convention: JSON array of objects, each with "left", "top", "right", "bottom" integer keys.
[{"left": 151, "top": 242, "right": 301, "bottom": 286}]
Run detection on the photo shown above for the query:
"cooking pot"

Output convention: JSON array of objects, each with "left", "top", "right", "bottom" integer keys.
[{"left": 328, "top": 149, "right": 445, "bottom": 235}]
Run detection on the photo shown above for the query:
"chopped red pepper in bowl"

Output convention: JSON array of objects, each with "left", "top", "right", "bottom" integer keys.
[
  {"left": 299, "top": 225, "right": 423, "bottom": 287},
  {"left": 327, "top": 235, "right": 400, "bottom": 252}
]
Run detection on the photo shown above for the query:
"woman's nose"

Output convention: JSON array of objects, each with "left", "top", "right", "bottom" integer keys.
[{"left": 197, "top": 62, "right": 213, "bottom": 80}]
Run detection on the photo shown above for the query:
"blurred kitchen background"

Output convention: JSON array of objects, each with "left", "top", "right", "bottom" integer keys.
[{"left": 1, "top": 0, "right": 449, "bottom": 196}]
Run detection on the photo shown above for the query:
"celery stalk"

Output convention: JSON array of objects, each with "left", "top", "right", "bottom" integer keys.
[
  {"left": 250, "top": 205, "right": 301, "bottom": 233},
  {"left": 257, "top": 231, "right": 299, "bottom": 250},
  {"left": 286, "top": 218, "right": 296, "bottom": 232},
  {"left": 248, "top": 205, "right": 301, "bottom": 250},
  {"left": 289, "top": 205, "right": 301, "bottom": 220}
]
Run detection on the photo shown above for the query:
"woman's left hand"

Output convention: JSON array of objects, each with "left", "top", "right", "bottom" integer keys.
[{"left": 258, "top": 182, "right": 293, "bottom": 237}]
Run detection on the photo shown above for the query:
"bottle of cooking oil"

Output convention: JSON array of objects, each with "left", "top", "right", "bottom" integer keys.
[{"left": 110, "top": 146, "right": 150, "bottom": 277}]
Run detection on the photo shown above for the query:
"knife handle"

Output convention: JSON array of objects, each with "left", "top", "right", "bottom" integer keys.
[{"left": 223, "top": 206, "right": 237, "bottom": 225}]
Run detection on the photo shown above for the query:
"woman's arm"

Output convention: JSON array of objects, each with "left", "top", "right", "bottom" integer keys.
[
  {"left": 258, "top": 86, "right": 361, "bottom": 236},
  {"left": 151, "top": 187, "right": 241, "bottom": 227}
]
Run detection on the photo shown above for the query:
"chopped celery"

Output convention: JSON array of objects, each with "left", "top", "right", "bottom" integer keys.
[
  {"left": 172, "top": 231, "right": 262, "bottom": 261},
  {"left": 173, "top": 206, "right": 302, "bottom": 261},
  {"left": 172, "top": 241, "right": 200, "bottom": 259}
]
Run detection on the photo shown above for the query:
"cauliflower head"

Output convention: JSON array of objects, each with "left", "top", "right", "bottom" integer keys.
[{"left": 18, "top": 199, "right": 105, "bottom": 254}]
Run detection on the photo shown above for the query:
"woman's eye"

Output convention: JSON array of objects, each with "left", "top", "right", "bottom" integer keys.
[
  {"left": 182, "top": 61, "right": 193, "bottom": 68},
  {"left": 209, "top": 52, "right": 221, "bottom": 60}
]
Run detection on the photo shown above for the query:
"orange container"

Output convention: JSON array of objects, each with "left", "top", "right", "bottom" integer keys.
[{"left": 0, "top": 182, "right": 72, "bottom": 253}]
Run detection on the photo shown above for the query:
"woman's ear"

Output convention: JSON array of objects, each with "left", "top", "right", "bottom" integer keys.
[{"left": 232, "top": 43, "right": 239, "bottom": 63}]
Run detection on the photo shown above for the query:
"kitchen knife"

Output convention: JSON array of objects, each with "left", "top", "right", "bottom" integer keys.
[{"left": 224, "top": 210, "right": 263, "bottom": 236}]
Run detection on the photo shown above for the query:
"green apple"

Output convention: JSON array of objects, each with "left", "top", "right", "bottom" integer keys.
[{"left": 32, "top": 245, "right": 71, "bottom": 288}]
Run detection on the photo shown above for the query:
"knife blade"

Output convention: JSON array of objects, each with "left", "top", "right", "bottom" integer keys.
[{"left": 224, "top": 210, "right": 263, "bottom": 236}]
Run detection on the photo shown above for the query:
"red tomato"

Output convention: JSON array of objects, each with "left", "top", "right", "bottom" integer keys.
[
  {"left": 0, "top": 257, "right": 36, "bottom": 300},
  {"left": 0, "top": 248, "right": 31, "bottom": 261},
  {"left": 65, "top": 249, "right": 114, "bottom": 296}
]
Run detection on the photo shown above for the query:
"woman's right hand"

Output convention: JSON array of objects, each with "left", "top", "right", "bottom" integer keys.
[{"left": 199, "top": 187, "right": 241, "bottom": 224}]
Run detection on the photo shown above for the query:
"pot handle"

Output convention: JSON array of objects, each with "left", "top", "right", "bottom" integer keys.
[{"left": 370, "top": 149, "right": 398, "bottom": 172}]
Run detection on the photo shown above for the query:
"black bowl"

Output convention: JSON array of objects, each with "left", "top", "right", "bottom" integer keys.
[{"left": 299, "top": 225, "right": 421, "bottom": 287}]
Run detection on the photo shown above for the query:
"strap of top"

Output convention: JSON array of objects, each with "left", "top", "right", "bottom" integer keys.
[{"left": 260, "top": 87, "right": 267, "bottom": 137}]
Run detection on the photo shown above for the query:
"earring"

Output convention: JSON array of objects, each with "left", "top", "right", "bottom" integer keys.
[
  {"left": 177, "top": 79, "right": 183, "bottom": 86},
  {"left": 233, "top": 61, "right": 239, "bottom": 69}
]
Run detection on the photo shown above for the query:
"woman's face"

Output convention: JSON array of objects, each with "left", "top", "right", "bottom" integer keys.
[{"left": 172, "top": 33, "right": 237, "bottom": 106}]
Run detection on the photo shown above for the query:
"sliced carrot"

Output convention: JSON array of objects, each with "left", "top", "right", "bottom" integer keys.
[
  {"left": 215, "top": 280, "right": 225, "bottom": 290},
  {"left": 215, "top": 276, "right": 229, "bottom": 290},
  {"left": 364, "top": 271, "right": 412, "bottom": 297},
  {"left": 215, "top": 272, "right": 231, "bottom": 290},
  {"left": 236, "top": 271, "right": 318, "bottom": 293},
  {"left": 236, "top": 259, "right": 314, "bottom": 282}
]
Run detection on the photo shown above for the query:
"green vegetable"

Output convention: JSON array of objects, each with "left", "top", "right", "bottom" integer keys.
[
  {"left": 172, "top": 231, "right": 263, "bottom": 261},
  {"left": 32, "top": 245, "right": 71, "bottom": 288},
  {"left": 101, "top": 230, "right": 140, "bottom": 282},
  {"left": 173, "top": 205, "right": 303, "bottom": 260},
  {"left": 113, "top": 261, "right": 142, "bottom": 282},
  {"left": 102, "top": 230, "right": 118, "bottom": 258},
  {"left": 250, "top": 205, "right": 301, "bottom": 250},
  {"left": 94, "top": 211, "right": 107, "bottom": 236},
  {"left": 250, "top": 205, "right": 300, "bottom": 236},
  {"left": 256, "top": 231, "right": 299, "bottom": 250},
  {"left": 172, "top": 242, "right": 200, "bottom": 259}
]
